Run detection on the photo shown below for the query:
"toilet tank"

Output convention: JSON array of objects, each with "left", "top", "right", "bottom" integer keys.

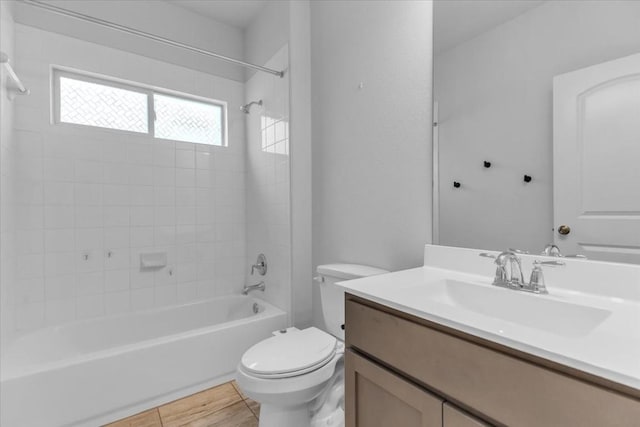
[{"left": 316, "top": 263, "right": 389, "bottom": 340}]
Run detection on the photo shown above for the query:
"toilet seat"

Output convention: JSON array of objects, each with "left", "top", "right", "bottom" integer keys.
[{"left": 240, "top": 327, "right": 337, "bottom": 379}]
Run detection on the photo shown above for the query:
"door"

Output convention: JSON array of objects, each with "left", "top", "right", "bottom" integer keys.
[
  {"left": 345, "top": 349, "right": 442, "bottom": 427},
  {"left": 553, "top": 53, "right": 640, "bottom": 263}
]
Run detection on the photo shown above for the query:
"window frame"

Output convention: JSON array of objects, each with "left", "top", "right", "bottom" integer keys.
[{"left": 52, "top": 67, "right": 228, "bottom": 147}]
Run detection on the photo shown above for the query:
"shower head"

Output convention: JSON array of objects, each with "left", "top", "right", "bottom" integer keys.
[{"left": 240, "top": 99, "right": 263, "bottom": 114}]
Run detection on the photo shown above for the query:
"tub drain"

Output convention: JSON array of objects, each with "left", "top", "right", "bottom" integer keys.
[{"left": 252, "top": 302, "right": 260, "bottom": 314}]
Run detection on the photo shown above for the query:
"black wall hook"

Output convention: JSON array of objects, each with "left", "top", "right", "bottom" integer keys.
[
  {"left": 453, "top": 181, "right": 461, "bottom": 188},
  {"left": 524, "top": 175, "right": 532, "bottom": 183},
  {"left": 483, "top": 161, "right": 491, "bottom": 168}
]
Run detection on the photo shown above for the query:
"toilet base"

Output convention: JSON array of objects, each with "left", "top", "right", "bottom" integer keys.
[{"left": 259, "top": 403, "right": 311, "bottom": 427}]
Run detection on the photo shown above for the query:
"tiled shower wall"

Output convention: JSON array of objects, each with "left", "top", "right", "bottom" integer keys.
[
  {"left": 245, "top": 45, "right": 292, "bottom": 317},
  {"left": 1, "top": 1, "right": 17, "bottom": 346},
  {"left": 6, "top": 25, "right": 247, "bottom": 335}
]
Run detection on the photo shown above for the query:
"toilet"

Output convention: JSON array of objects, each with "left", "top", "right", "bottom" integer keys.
[{"left": 235, "top": 264, "right": 389, "bottom": 427}]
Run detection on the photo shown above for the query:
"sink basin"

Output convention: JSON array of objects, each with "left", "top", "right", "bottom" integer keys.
[{"left": 398, "top": 279, "right": 611, "bottom": 338}]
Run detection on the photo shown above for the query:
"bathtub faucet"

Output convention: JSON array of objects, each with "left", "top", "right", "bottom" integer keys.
[{"left": 242, "top": 281, "right": 266, "bottom": 295}]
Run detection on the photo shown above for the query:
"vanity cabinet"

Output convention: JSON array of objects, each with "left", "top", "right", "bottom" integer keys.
[
  {"left": 345, "top": 295, "right": 640, "bottom": 427},
  {"left": 345, "top": 349, "right": 443, "bottom": 427}
]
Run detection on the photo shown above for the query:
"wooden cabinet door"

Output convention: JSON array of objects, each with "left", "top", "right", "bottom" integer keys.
[
  {"left": 345, "top": 349, "right": 443, "bottom": 427},
  {"left": 443, "top": 403, "right": 490, "bottom": 427}
]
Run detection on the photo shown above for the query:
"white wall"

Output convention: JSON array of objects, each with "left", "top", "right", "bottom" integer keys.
[
  {"left": 288, "top": 0, "right": 313, "bottom": 328},
  {"left": 244, "top": 1, "right": 289, "bottom": 81},
  {"left": 435, "top": 0, "right": 640, "bottom": 253},
  {"left": 12, "top": 0, "right": 246, "bottom": 81},
  {"left": 0, "top": 0, "right": 17, "bottom": 347},
  {"left": 310, "top": 1, "right": 433, "bottom": 325},
  {"left": 7, "top": 25, "right": 247, "bottom": 336}
]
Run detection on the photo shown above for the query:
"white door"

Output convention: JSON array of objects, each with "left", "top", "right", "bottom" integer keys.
[{"left": 553, "top": 53, "right": 640, "bottom": 263}]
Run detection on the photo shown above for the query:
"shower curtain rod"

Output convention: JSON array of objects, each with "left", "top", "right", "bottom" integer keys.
[{"left": 19, "top": 0, "right": 286, "bottom": 78}]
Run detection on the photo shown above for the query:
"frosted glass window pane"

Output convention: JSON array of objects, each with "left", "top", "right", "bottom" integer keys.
[
  {"left": 59, "top": 77, "right": 148, "bottom": 133},
  {"left": 154, "top": 94, "right": 223, "bottom": 146}
]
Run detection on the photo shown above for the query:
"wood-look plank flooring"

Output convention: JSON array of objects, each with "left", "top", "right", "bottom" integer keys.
[{"left": 105, "top": 381, "right": 259, "bottom": 427}]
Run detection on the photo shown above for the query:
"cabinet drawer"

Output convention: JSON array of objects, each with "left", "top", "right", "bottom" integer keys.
[
  {"left": 345, "top": 349, "right": 443, "bottom": 427},
  {"left": 346, "top": 298, "right": 640, "bottom": 427}
]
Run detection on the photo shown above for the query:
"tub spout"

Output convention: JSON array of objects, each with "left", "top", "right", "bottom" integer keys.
[{"left": 242, "top": 281, "right": 265, "bottom": 295}]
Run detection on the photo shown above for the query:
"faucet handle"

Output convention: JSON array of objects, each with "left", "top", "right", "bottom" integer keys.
[
  {"left": 527, "top": 260, "right": 565, "bottom": 294},
  {"left": 479, "top": 252, "right": 496, "bottom": 259},
  {"left": 250, "top": 253, "right": 267, "bottom": 276},
  {"left": 508, "top": 248, "right": 530, "bottom": 255},
  {"left": 534, "top": 260, "right": 565, "bottom": 267}
]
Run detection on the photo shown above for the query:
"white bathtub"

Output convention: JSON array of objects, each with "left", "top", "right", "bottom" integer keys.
[{"left": 0, "top": 295, "right": 287, "bottom": 427}]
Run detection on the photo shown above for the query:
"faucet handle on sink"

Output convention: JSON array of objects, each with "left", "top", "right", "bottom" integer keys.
[{"left": 527, "top": 260, "right": 565, "bottom": 294}]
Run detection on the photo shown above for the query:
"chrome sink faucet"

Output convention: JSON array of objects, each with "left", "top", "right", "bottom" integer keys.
[
  {"left": 541, "top": 243, "right": 587, "bottom": 259},
  {"left": 480, "top": 251, "right": 564, "bottom": 294},
  {"left": 242, "top": 281, "right": 265, "bottom": 295},
  {"left": 481, "top": 251, "right": 524, "bottom": 289}
]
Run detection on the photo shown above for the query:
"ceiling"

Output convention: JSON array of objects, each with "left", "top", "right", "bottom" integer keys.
[
  {"left": 434, "top": 0, "right": 546, "bottom": 54},
  {"left": 169, "top": 0, "right": 268, "bottom": 29}
]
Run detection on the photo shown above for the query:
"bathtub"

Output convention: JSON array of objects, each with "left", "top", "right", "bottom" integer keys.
[{"left": 0, "top": 295, "right": 287, "bottom": 427}]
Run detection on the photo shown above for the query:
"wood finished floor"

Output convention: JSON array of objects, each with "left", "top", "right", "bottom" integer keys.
[{"left": 105, "top": 381, "right": 259, "bottom": 427}]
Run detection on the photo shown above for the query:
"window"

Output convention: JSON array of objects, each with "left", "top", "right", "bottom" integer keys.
[{"left": 54, "top": 69, "right": 226, "bottom": 146}]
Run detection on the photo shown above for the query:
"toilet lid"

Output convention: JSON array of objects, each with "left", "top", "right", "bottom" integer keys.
[{"left": 241, "top": 327, "right": 337, "bottom": 377}]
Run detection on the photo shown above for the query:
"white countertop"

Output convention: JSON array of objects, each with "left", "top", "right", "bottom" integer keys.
[{"left": 338, "top": 265, "right": 640, "bottom": 390}]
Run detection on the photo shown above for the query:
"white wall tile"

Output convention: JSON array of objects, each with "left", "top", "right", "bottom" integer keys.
[
  {"left": 104, "top": 227, "right": 129, "bottom": 249},
  {"left": 130, "top": 268, "right": 155, "bottom": 289},
  {"left": 175, "top": 168, "right": 195, "bottom": 187},
  {"left": 130, "top": 186, "right": 154, "bottom": 206},
  {"left": 8, "top": 24, "right": 251, "bottom": 338},
  {"left": 153, "top": 166, "right": 175, "bottom": 186},
  {"left": 176, "top": 149, "right": 195, "bottom": 169},
  {"left": 154, "top": 186, "right": 175, "bottom": 206},
  {"left": 75, "top": 272, "right": 104, "bottom": 296},
  {"left": 75, "top": 183, "right": 102, "bottom": 206},
  {"left": 129, "top": 165, "right": 154, "bottom": 186},
  {"left": 153, "top": 146, "right": 175, "bottom": 167},
  {"left": 154, "top": 284, "right": 177, "bottom": 307},
  {"left": 44, "top": 206, "right": 74, "bottom": 229},
  {"left": 76, "top": 228, "right": 103, "bottom": 250},
  {"left": 45, "top": 274, "right": 76, "bottom": 300},
  {"left": 103, "top": 206, "right": 130, "bottom": 227},
  {"left": 45, "top": 299, "right": 75, "bottom": 325},
  {"left": 103, "top": 163, "right": 130, "bottom": 185},
  {"left": 75, "top": 206, "right": 103, "bottom": 228},
  {"left": 45, "top": 229, "right": 75, "bottom": 253},
  {"left": 104, "top": 249, "right": 130, "bottom": 271},
  {"left": 75, "top": 160, "right": 102, "bottom": 184},
  {"left": 76, "top": 294, "right": 104, "bottom": 319},
  {"left": 45, "top": 158, "right": 75, "bottom": 182},
  {"left": 105, "top": 290, "right": 131, "bottom": 314},
  {"left": 130, "top": 227, "right": 154, "bottom": 247},
  {"left": 104, "top": 269, "right": 130, "bottom": 292},
  {"left": 103, "top": 185, "right": 130, "bottom": 206},
  {"left": 127, "top": 143, "right": 153, "bottom": 165},
  {"left": 130, "top": 206, "right": 154, "bottom": 227},
  {"left": 177, "top": 281, "right": 198, "bottom": 303},
  {"left": 131, "top": 287, "right": 154, "bottom": 310}
]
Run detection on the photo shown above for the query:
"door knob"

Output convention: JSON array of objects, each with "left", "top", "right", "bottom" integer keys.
[{"left": 557, "top": 225, "right": 571, "bottom": 235}]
